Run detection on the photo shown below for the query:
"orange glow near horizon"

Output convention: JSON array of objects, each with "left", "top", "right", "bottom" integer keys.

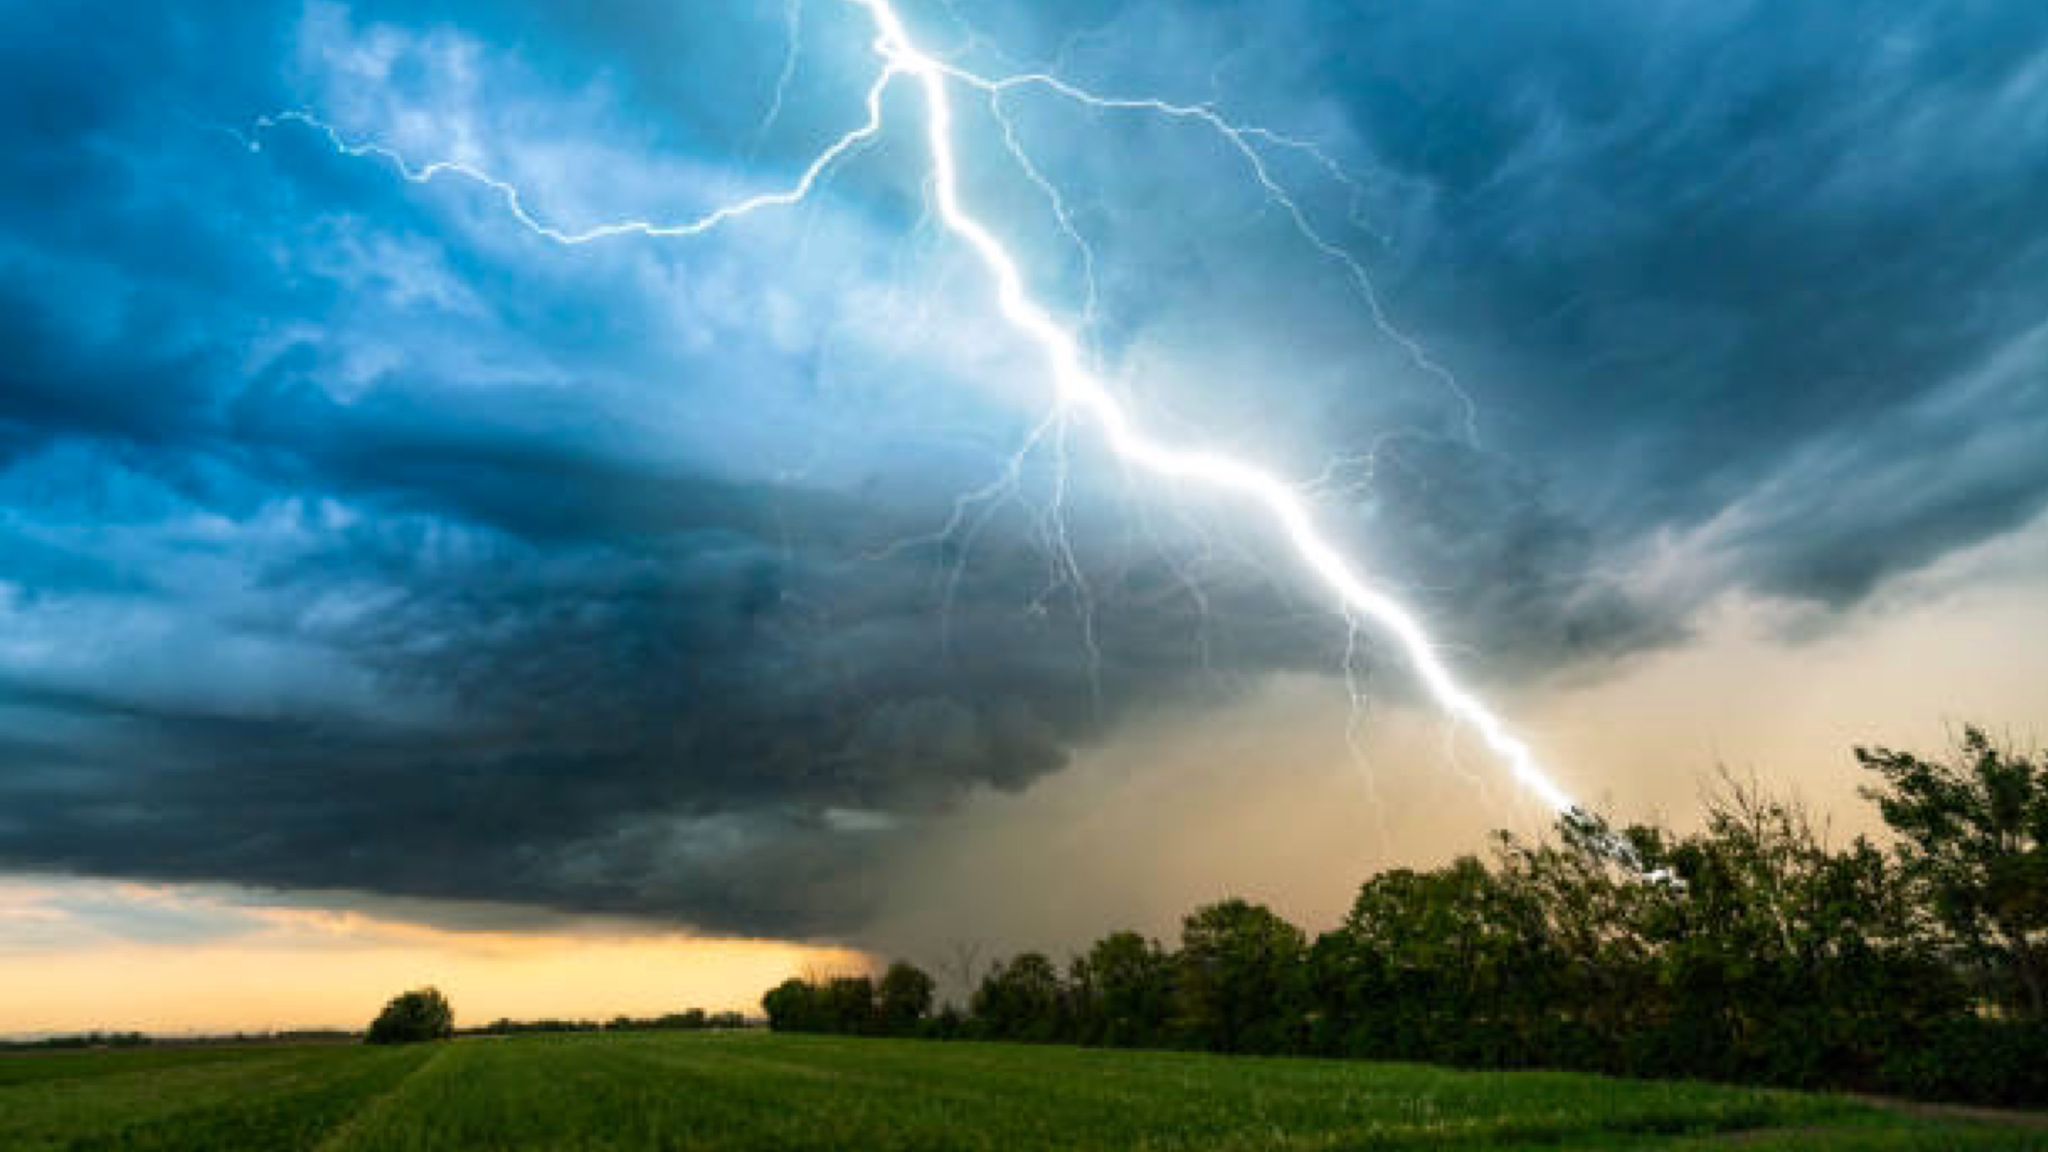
[{"left": 0, "top": 878, "right": 871, "bottom": 1036}]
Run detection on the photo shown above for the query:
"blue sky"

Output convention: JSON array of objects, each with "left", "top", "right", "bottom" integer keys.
[{"left": 2, "top": 0, "right": 2047, "bottom": 952}]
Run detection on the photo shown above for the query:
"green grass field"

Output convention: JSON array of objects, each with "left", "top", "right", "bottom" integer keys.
[{"left": 1, "top": 1032, "right": 2039, "bottom": 1150}]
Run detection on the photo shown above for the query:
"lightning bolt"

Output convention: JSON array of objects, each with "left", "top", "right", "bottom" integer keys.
[
  {"left": 753, "top": 0, "right": 806, "bottom": 152},
  {"left": 242, "top": 0, "right": 1579, "bottom": 816}
]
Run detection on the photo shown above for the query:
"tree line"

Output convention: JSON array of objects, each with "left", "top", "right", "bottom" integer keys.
[
  {"left": 364, "top": 986, "right": 750, "bottom": 1044},
  {"left": 762, "top": 728, "right": 2048, "bottom": 1106},
  {"left": 470, "top": 1009, "right": 750, "bottom": 1036}
]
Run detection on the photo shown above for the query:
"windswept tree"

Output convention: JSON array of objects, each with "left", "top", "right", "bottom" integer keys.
[
  {"left": 1642, "top": 776, "right": 1953, "bottom": 1084},
  {"left": 1485, "top": 816, "right": 1671, "bottom": 1066},
  {"left": 366, "top": 987, "right": 454, "bottom": 1045},
  {"left": 1859, "top": 727, "right": 2048, "bottom": 1019}
]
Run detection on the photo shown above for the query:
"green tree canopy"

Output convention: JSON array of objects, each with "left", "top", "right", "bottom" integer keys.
[
  {"left": 1175, "top": 899, "right": 1306, "bottom": 1053},
  {"left": 973, "top": 953, "right": 1065, "bottom": 1041},
  {"left": 366, "top": 987, "right": 454, "bottom": 1045},
  {"left": 1071, "top": 931, "right": 1174, "bottom": 1048},
  {"left": 877, "top": 961, "right": 936, "bottom": 1035},
  {"left": 1859, "top": 727, "right": 2048, "bottom": 1019},
  {"left": 762, "top": 977, "right": 819, "bottom": 1032}
]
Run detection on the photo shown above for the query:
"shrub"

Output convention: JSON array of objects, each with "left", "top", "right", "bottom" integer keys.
[{"left": 366, "top": 987, "right": 455, "bottom": 1045}]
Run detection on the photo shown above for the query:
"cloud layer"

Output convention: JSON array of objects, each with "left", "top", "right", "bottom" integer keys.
[{"left": 1, "top": 0, "right": 2044, "bottom": 937}]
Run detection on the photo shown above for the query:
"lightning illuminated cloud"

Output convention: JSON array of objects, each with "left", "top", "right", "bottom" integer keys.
[{"left": 244, "top": 0, "right": 1579, "bottom": 816}]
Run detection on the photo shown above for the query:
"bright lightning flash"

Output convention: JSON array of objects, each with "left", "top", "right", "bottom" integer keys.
[{"left": 246, "top": 0, "right": 1580, "bottom": 816}]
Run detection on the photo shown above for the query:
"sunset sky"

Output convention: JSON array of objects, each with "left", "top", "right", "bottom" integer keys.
[{"left": 3, "top": 0, "right": 2046, "bottom": 1034}]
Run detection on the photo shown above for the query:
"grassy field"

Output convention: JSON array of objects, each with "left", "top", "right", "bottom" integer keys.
[{"left": 1, "top": 1032, "right": 2039, "bottom": 1150}]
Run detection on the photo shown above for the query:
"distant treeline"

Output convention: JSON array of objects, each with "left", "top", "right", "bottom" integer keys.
[
  {"left": 467, "top": 1009, "right": 751, "bottom": 1036},
  {"left": 1, "top": 1030, "right": 353, "bottom": 1051},
  {"left": 763, "top": 728, "right": 2048, "bottom": 1106},
  {"left": 1, "top": 1031, "right": 153, "bottom": 1051},
  {"left": 3, "top": 1012, "right": 753, "bottom": 1052}
]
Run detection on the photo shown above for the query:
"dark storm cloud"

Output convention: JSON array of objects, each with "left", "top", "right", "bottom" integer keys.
[
  {"left": 996, "top": 0, "right": 2048, "bottom": 599},
  {"left": 0, "top": 0, "right": 2041, "bottom": 935},
  {"left": 1301, "top": 0, "right": 2048, "bottom": 599}
]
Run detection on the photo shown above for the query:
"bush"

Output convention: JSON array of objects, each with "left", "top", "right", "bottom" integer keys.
[
  {"left": 366, "top": 987, "right": 455, "bottom": 1045},
  {"left": 1878, "top": 1018, "right": 2048, "bottom": 1106}
]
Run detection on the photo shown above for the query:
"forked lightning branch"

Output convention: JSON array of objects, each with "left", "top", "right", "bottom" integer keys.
[{"left": 244, "top": 0, "right": 1580, "bottom": 816}]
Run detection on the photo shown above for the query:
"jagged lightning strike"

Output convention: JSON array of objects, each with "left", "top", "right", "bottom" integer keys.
[{"left": 245, "top": 0, "right": 1579, "bottom": 816}]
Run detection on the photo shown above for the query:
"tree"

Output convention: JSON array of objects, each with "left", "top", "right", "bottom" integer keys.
[
  {"left": 1859, "top": 727, "right": 2048, "bottom": 1019},
  {"left": 762, "top": 977, "right": 820, "bottom": 1032},
  {"left": 821, "top": 976, "right": 878, "bottom": 1034},
  {"left": 764, "top": 973, "right": 887, "bottom": 1035},
  {"left": 1487, "top": 816, "right": 1670, "bottom": 1069},
  {"left": 366, "top": 987, "right": 454, "bottom": 1045},
  {"left": 1175, "top": 900, "right": 1307, "bottom": 1053},
  {"left": 1316, "top": 856, "right": 1553, "bottom": 1064},
  {"left": 972, "top": 953, "right": 1065, "bottom": 1041},
  {"left": 1070, "top": 931, "right": 1174, "bottom": 1047},
  {"left": 877, "top": 961, "right": 936, "bottom": 1035},
  {"left": 1634, "top": 777, "right": 1952, "bottom": 1085}
]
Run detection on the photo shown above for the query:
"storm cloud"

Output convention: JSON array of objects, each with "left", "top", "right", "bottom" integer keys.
[{"left": 1, "top": 0, "right": 2043, "bottom": 937}]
